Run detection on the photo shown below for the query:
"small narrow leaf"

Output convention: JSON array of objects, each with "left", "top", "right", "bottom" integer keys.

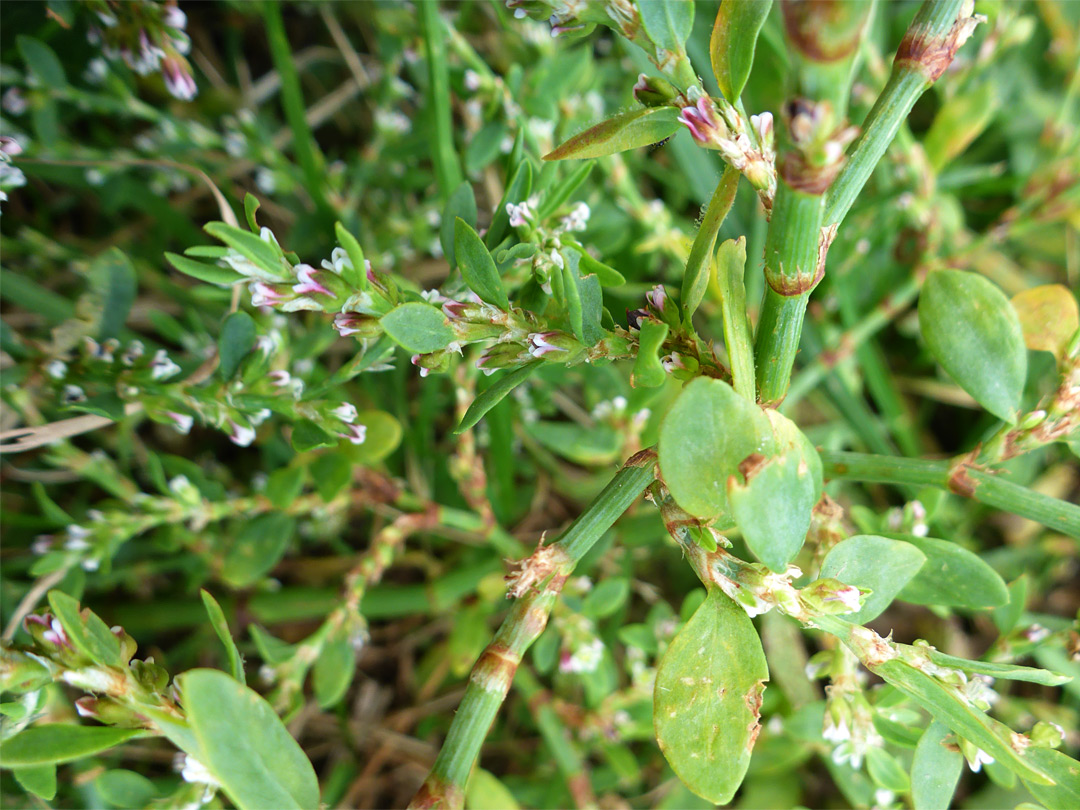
[
  {"left": 544, "top": 108, "right": 681, "bottom": 161},
  {"left": 204, "top": 222, "right": 284, "bottom": 278},
  {"left": 820, "top": 536, "right": 926, "bottom": 623},
  {"left": 456, "top": 362, "right": 542, "bottom": 433},
  {"left": 454, "top": 218, "right": 509, "bottom": 309},
  {"left": 1, "top": 726, "right": 144, "bottom": 767},
  {"left": 244, "top": 193, "right": 261, "bottom": 232},
  {"left": 912, "top": 721, "right": 963, "bottom": 810},
  {"left": 17, "top": 36, "right": 67, "bottom": 90},
  {"left": 872, "top": 659, "right": 1052, "bottom": 786},
  {"left": 562, "top": 258, "right": 605, "bottom": 346},
  {"left": 632, "top": 320, "right": 670, "bottom": 388},
  {"left": 179, "top": 669, "right": 320, "bottom": 810},
  {"left": 921, "top": 649, "right": 1072, "bottom": 687},
  {"left": 218, "top": 311, "right": 256, "bottom": 379},
  {"left": 537, "top": 161, "right": 593, "bottom": 220},
  {"left": 166, "top": 252, "right": 244, "bottom": 286},
  {"left": 88, "top": 248, "right": 137, "bottom": 341},
  {"left": 333, "top": 222, "right": 368, "bottom": 291},
  {"left": 441, "top": 183, "right": 477, "bottom": 266},
  {"left": 682, "top": 166, "right": 739, "bottom": 320},
  {"left": 200, "top": 590, "right": 245, "bottom": 684},
  {"left": 715, "top": 237, "right": 755, "bottom": 399},
  {"left": 918, "top": 269, "right": 1027, "bottom": 423},
  {"left": 47, "top": 591, "right": 123, "bottom": 667},
  {"left": 654, "top": 590, "right": 769, "bottom": 805},
  {"left": 380, "top": 302, "right": 455, "bottom": 354},
  {"left": 658, "top": 377, "right": 775, "bottom": 519},
  {"left": 710, "top": 0, "right": 773, "bottom": 102}
]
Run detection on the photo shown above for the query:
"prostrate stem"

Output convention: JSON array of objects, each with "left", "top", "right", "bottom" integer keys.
[
  {"left": 820, "top": 450, "right": 1080, "bottom": 539},
  {"left": 410, "top": 453, "right": 657, "bottom": 809}
]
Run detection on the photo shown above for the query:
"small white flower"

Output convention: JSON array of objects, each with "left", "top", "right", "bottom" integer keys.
[
  {"left": 562, "top": 638, "right": 604, "bottom": 673},
  {"left": 332, "top": 402, "right": 358, "bottom": 423},
  {"left": 150, "top": 349, "right": 181, "bottom": 380},
  {"left": 61, "top": 667, "right": 116, "bottom": 692},
  {"left": 464, "top": 69, "right": 482, "bottom": 92},
  {"left": 46, "top": 360, "right": 67, "bottom": 379},
  {"left": 506, "top": 200, "right": 534, "bottom": 228},
  {"left": 228, "top": 421, "right": 256, "bottom": 447},
  {"left": 967, "top": 748, "right": 994, "bottom": 772},
  {"left": 179, "top": 754, "right": 221, "bottom": 788}
]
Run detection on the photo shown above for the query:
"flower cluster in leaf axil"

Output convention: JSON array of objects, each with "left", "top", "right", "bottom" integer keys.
[
  {"left": 677, "top": 89, "right": 777, "bottom": 209},
  {"left": 84, "top": 0, "right": 197, "bottom": 100}
]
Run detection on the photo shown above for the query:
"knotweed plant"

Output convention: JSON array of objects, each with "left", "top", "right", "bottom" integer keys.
[{"left": 1, "top": 1, "right": 1078, "bottom": 808}]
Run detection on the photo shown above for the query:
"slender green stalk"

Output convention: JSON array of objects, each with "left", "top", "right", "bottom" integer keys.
[
  {"left": 681, "top": 166, "right": 739, "bottom": 322},
  {"left": 262, "top": 2, "right": 329, "bottom": 215},
  {"left": 824, "top": 0, "right": 968, "bottom": 228},
  {"left": 410, "top": 455, "right": 657, "bottom": 809},
  {"left": 820, "top": 451, "right": 1080, "bottom": 539},
  {"left": 420, "top": 1, "right": 463, "bottom": 199},
  {"left": 753, "top": 188, "right": 825, "bottom": 405},
  {"left": 514, "top": 667, "right": 597, "bottom": 809}
]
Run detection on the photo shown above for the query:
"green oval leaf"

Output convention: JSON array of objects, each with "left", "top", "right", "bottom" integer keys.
[
  {"left": 819, "top": 535, "right": 926, "bottom": 623},
  {"left": 654, "top": 590, "right": 769, "bottom": 805},
  {"left": 13, "top": 764, "right": 56, "bottom": 800},
  {"left": 454, "top": 218, "right": 509, "bottom": 309},
  {"left": 178, "top": 669, "right": 320, "bottom": 810},
  {"left": 380, "top": 302, "right": 454, "bottom": 354},
  {"left": 1, "top": 726, "right": 144, "bottom": 767},
  {"left": 94, "top": 769, "right": 159, "bottom": 809},
  {"left": 638, "top": 0, "right": 694, "bottom": 61},
  {"left": 912, "top": 721, "right": 963, "bottom": 810},
  {"left": 658, "top": 377, "right": 774, "bottom": 519},
  {"left": 17, "top": 35, "right": 67, "bottom": 90},
  {"left": 313, "top": 635, "right": 356, "bottom": 709},
  {"left": 918, "top": 269, "right": 1027, "bottom": 423},
  {"left": 728, "top": 450, "right": 815, "bottom": 572},
  {"left": 544, "top": 108, "right": 681, "bottom": 161},
  {"left": 710, "top": 0, "right": 772, "bottom": 102},
  {"left": 47, "top": 591, "right": 123, "bottom": 667},
  {"left": 222, "top": 513, "right": 296, "bottom": 588},
  {"left": 889, "top": 534, "right": 1009, "bottom": 609}
]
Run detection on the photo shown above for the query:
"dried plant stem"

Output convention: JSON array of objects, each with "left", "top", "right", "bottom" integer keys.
[
  {"left": 410, "top": 453, "right": 657, "bottom": 809},
  {"left": 819, "top": 451, "right": 1080, "bottom": 539}
]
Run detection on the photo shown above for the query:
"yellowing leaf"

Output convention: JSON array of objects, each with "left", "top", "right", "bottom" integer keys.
[{"left": 1010, "top": 284, "right": 1079, "bottom": 359}]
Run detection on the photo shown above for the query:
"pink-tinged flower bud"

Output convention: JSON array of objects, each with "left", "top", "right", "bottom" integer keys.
[
  {"left": 331, "top": 402, "right": 358, "bottom": 423},
  {"left": 633, "top": 73, "right": 678, "bottom": 108},
  {"left": 506, "top": 200, "right": 534, "bottom": 228},
  {"left": 249, "top": 281, "right": 288, "bottom": 309},
  {"left": 161, "top": 56, "right": 197, "bottom": 101},
  {"left": 338, "top": 423, "right": 367, "bottom": 445},
  {"left": 645, "top": 285, "right": 666, "bottom": 312},
  {"left": 476, "top": 343, "right": 528, "bottom": 375},
  {"left": 0, "top": 136, "right": 24, "bottom": 156},
  {"left": 291, "top": 264, "right": 333, "bottom": 298},
  {"left": 166, "top": 411, "right": 194, "bottom": 434},
  {"left": 333, "top": 312, "right": 381, "bottom": 339},
  {"left": 227, "top": 420, "right": 256, "bottom": 447},
  {"left": 678, "top": 96, "right": 726, "bottom": 146},
  {"left": 527, "top": 332, "right": 569, "bottom": 358}
]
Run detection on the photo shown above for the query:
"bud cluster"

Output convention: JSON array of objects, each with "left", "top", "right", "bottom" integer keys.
[
  {"left": 84, "top": 0, "right": 197, "bottom": 101},
  {"left": 676, "top": 91, "right": 777, "bottom": 209},
  {"left": 778, "top": 98, "right": 859, "bottom": 194}
]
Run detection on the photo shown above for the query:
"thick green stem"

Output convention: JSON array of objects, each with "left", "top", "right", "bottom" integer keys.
[
  {"left": 753, "top": 187, "right": 825, "bottom": 405},
  {"left": 820, "top": 451, "right": 1080, "bottom": 539},
  {"left": 410, "top": 456, "right": 656, "bottom": 809},
  {"left": 824, "top": 0, "right": 967, "bottom": 228}
]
